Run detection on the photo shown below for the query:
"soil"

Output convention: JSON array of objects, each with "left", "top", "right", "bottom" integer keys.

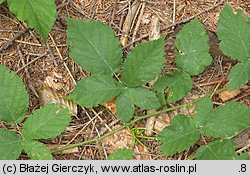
[{"left": 0, "top": 0, "right": 249, "bottom": 160}]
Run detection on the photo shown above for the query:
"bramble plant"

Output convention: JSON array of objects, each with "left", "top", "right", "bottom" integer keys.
[
  {"left": 0, "top": 0, "right": 56, "bottom": 41},
  {"left": 0, "top": 2, "right": 249, "bottom": 160},
  {"left": 66, "top": 18, "right": 165, "bottom": 123},
  {"left": 0, "top": 65, "right": 71, "bottom": 160},
  {"left": 66, "top": 3, "right": 250, "bottom": 159},
  {"left": 218, "top": 4, "right": 250, "bottom": 90}
]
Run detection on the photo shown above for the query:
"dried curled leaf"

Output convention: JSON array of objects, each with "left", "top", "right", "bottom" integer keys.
[
  {"left": 101, "top": 125, "right": 151, "bottom": 160},
  {"left": 38, "top": 86, "right": 77, "bottom": 116},
  {"left": 101, "top": 125, "right": 133, "bottom": 155},
  {"left": 45, "top": 75, "right": 64, "bottom": 90},
  {"left": 219, "top": 85, "right": 250, "bottom": 102},
  {"left": 101, "top": 98, "right": 117, "bottom": 113}
]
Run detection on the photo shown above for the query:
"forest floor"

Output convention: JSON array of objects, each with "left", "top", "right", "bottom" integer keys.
[{"left": 0, "top": 0, "right": 249, "bottom": 160}]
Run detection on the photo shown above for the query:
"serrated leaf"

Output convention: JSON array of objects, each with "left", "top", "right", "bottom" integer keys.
[
  {"left": 0, "top": 129, "right": 22, "bottom": 160},
  {"left": 202, "top": 102, "right": 250, "bottom": 138},
  {"left": 121, "top": 36, "right": 165, "bottom": 87},
  {"left": 22, "top": 140, "right": 52, "bottom": 160},
  {"left": 67, "top": 18, "right": 122, "bottom": 75},
  {"left": 175, "top": 18, "right": 212, "bottom": 76},
  {"left": 7, "top": 0, "right": 56, "bottom": 41},
  {"left": 108, "top": 148, "right": 133, "bottom": 160},
  {"left": 228, "top": 61, "right": 250, "bottom": 91},
  {"left": 157, "top": 115, "right": 200, "bottom": 156},
  {"left": 153, "top": 71, "right": 192, "bottom": 103},
  {"left": 22, "top": 104, "right": 71, "bottom": 140},
  {"left": 69, "top": 74, "right": 123, "bottom": 108},
  {"left": 193, "top": 97, "right": 213, "bottom": 128},
  {"left": 116, "top": 91, "right": 135, "bottom": 123},
  {"left": 195, "top": 139, "right": 240, "bottom": 160},
  {"left": 0, "top": 65, "right": 29, "bottom": 124},
  {"left": 218, "top": 3, "right": 250, "bottom": 62},
  {"left": 237, "top": 152, "right": 250, "bottom": 160},
  {"left": 127, "top": 87, "right": 160, "bottom": 109}
]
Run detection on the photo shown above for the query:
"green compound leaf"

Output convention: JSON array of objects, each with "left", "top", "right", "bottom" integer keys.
[
  {"left": 22, "top": 140, "right": 52, "bottom": 160},
  {"left": 121, "top": 36, "right": 165, "bottom": 87},
  {"left": 7, "top": 0, "right": 56, "bottom": 41},
  {"left": 22, "top": 104, "right": 71, "bottom": 140},
  {"left": 202, "top": 102, "right": 250, "bottom": 139},
  {"left": 108, "top": 148, "right": 133, "bottom": 160},
  {"left": 127, "top": 87, "right": 160, "bottom": 109},
  {"left": 69, "top": 74, "right": 123, "bottom": 108},
  {"left": 228, "top": 61, "right": 250, "bottom": 91},
  {"left": 0, "top": 65, "right": 29, "bottom": 124},
  {"left": 0, "top": 129, "right": 22, "bottom": 160},
  {"left": 193, "top": 97, "right": 213, "bottom": 128},
  {"left": 175, "top": 18, "right": 212, "bottom": 76},
  {"left": 67, "top": 18, "right": 122, "bottom": 75},
  {"left": 116, "top": 91, "right": 135, "bottom": 123},
  {"left": 153, "top": 71, "right": 192, "bottom": 103},
  {"left": 218, "top": 3, "right": 250, "bottom": 62},
  {"left": 195, "top": 139, "right": 242, "bottom": 160},
  {"left": 116, "top": 88, "right": 160, "bottom": 123},
  {"left": 157, "top": 115, "right": 200, "bottom": 156}
]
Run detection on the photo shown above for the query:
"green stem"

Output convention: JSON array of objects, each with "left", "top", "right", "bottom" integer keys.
[
  {"left": 51, "top": 87, "right": 227, "bottom": 154},
  {"left": 51, "top": 102, "right": 192, "bottom": 153}
]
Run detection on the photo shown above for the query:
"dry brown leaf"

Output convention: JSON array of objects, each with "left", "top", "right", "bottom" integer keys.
[
  {"left": 45, "top": 75, "right": 64, "bottom": 90},
  {"left": 219, "top": 85, "right": 250, "bottom": 102},
  {"left": 101, "top": 98, "right": 117, "bottom": 113},
  {"left": 101, "top": 125, "right": 152, "bottom": 160},
  {"left": 38, "top": 85, "right": 77, "bottom": 116},
  {"left": 134, "top": 143, "right": 151, "bottom": 160},
  {"left": 154, "top": 113, "right": 171, "bottom": 133},
  {"left": 101, "top": 125, "right": 133, "bottom": 155},
  {"left": 141, "top": 13, "right": 151, "bottom": 25}
]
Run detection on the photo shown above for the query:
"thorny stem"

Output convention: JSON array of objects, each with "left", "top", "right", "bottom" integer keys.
[
  {"left": 51, "top": 87, "right": 227, "bottom": 153},
  {"left": 51, "top": 101, "right": 194, "bottom": 153}
]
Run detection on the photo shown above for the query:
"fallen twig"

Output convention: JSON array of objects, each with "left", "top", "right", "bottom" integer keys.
[{"left": 0, "top": 28, "right": 29, "bottom": 52}]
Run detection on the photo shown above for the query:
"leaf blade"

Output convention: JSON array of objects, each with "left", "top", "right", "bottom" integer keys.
[
  {"left": 153, "top": 71, "right": 192, "bottom": 103},
  {"left": 7, "top": 0, "right": 56, "bottom": 41},
  {"left": 67, "top": 18, "right": 122, "bottom": 74},
  {"left": 108, "top": 148, "right": 133, "bottom": 160},
  {"left": 195, "top": 139, "right": 240, "bottom": 160},
  {"left": 218, "top": 3, "right": 250, "bottom": 62},
  {"left": 157, "top": 115, "right": 200, "bottom": 156},
  {"left": 175, "top": 18, "right": 212, "bottom": 75},
  {"left": 121, "top": 36, "right": 165, "bottom": 87},
  {"left": 22, "top": 104, "right": 71, "bottom": 140},
  {"left": 69, "top": 74, "right": 123, "bottom": 108},
  {"left": 127, "top": 87, "right": 160, "bottom": 109},
  {"left": 116, "top": 91, "right": 135, "bottom": 123},
  {"left": 0, "top": 129, "right": 22, "bottom": 160},
  {"left": 228, "top": 61, "right": 250, "bottom": 91},
  {"left": 193, "top": 97, "right": 213, "bottom": 128},
  {"left": 0, "top": 65, "right": 29, "bottom": 124},
  {"left": 22, "top": 140, "right": 52, "bottom": 160},
  {"left": 202, "top": 102, "right": 250, "bottom": 138}
]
